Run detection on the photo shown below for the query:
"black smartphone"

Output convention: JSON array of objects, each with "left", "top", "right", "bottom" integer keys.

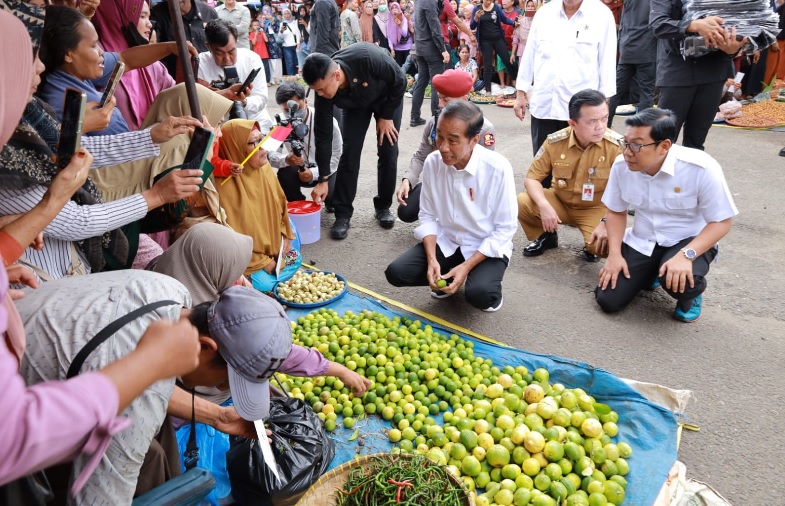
[
  {"left": 239, "top": 68, "right": 261, "bottom": 96},
  {"left": 56, "top": 88, "right": 87, "bottom": 171},
  {"left": 99, "top": 61, "right": 125, "bottom": 108},
  {"left": 182, "top": 126, "right": 215, "bottom": 188},
  {"left": 223, "top": 66, "right": 240, "bottom": 87}
]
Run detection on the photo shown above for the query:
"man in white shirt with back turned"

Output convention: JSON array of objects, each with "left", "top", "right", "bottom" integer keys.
[
  {"left": 197, "top": 20, "right": 273, "bottom": 130},
  {"left": 385, "top": 101, "right": 517, "bottom": 312},
  {"left": 596, "top": 108, "right": 738, "bottom": 323},
  {"left": 513, "top": 0, "right": 616, "bottom": 187}
]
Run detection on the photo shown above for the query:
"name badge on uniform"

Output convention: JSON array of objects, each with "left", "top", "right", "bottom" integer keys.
[{"left": 582, "top": 183, "right": 595, "bottom": 201}]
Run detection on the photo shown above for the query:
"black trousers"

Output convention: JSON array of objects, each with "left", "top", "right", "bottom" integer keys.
[
  {"left": 479, "top": 36, "right": 514, "bottom": 93},
  {"left": 385, "top": 242, "right": 508, "bottom": 310},
  {"left": 333, "top": 102, "right": 403, "bottom": 219},
  {"left": 530, "top": 116, "right": 568, "bottom": 189},
  {"left": 595, "top": 237, "right": 718, "bottom": 314},
  {"left": 608, "top": 62, "right": 657, "bottom": 127},
  {"left": 277, "top": 165, "right": 335, "bottom": 204},
  {"left": 411, "top": 54, "right": 446, "bottom": 119},
  {"left": 396, "top": 182, "right": 421, "bottom": 223},
  {"left": 394, "top": 49, "right": 410, "bottom": 67},
  {"left": 658, "top": 80, "right": 724, "bottom": 150}
]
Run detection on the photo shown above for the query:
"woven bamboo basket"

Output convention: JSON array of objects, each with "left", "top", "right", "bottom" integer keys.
[{"left": 296, "top": 453, "right": 476, "bottom": 506}]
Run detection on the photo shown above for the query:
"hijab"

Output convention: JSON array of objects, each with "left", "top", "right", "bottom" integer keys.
[
  {"left": 374, "top": 0, "right": 390, "bottom": 38},
  {"left": 149, "top": 222, "right": 253, "bottom": 305},
  {"left": 217, "top": 120, "right": 293, "bottom": 275},
  {"left": 0, "top": 8, "right": 35, "bottom": 146},
  {"left": 387, "top": 2, "right": 406, "bottom": 42},
  {"left": 359, "top": 1, "right": 374, "bottom": 42},
  {"left": 93, "top": 0, "right": 167, "bottom": 129}
]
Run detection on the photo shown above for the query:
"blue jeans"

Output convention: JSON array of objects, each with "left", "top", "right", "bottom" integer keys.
[
  {"left": 282, "top": 45, "right": 297, "bottom": 76},
  {"left": 297, "top": 40, "right": 309, "bottom": 72}
]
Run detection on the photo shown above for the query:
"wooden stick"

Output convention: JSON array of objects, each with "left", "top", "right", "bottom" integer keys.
[{"left": 167, "top": 0, "right": 202, "bottom": 120}]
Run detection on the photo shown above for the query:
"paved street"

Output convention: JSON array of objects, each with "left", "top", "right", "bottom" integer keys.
[{"left": 269, "top": 94, "right": 785, "bottom": 505}]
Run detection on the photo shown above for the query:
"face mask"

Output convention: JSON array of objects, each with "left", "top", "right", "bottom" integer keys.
[{"left": 379, "top": 5, "right": 388, "bottom": 12}]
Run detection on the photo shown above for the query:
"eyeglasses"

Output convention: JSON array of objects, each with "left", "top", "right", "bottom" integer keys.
[
  {"left": 247, "top": 138, "right": 262, "bottom": 147},
  {"left": 620, "top": 140, "right": 660, "bottom": 153}
]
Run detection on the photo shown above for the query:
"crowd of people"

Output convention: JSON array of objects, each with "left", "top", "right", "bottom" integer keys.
[{"left": 0, "top": 0, "right": 773, "bottom": 502}]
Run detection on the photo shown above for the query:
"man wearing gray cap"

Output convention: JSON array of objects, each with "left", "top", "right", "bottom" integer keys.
[{"left": 17, "top": 271, "right": 368, "bottom": 504}]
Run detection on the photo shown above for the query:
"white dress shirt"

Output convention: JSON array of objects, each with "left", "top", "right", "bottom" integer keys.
[
  {"left": 268, "top": 106, "right": 343, "bottom": 181},
  {"left": 197, "top": 48, "right": 273, "bottom": 130},
  {"left": 602, "top": 145, "right": 739, "bottom": 257},
  {"left": 516, "top": 0, "right": 617, "bottom": 121},
  {"left": 415, "top": 144, "right": 518, "bottom": 260}
]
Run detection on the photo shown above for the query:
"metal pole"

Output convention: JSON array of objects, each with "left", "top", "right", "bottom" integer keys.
[{"left": 167, "top": 0, "right": 202, "bottom": 120}]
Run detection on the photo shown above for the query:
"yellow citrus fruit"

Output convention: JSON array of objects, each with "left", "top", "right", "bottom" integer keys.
[{"left": 487, "top": 444, "right": 511, "bottom": 468}]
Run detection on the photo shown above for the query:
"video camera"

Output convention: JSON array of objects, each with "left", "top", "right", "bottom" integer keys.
[
  {"left": 274, "top": 100, "right": 314, "bottom": 171},
  {"left": 210, "top": 65, "right": 240, "bottom": 90}
]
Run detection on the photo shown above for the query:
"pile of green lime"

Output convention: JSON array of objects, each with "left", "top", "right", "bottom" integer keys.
[{"left": 280, "top": 308, "right": 633, "bottom": 506}]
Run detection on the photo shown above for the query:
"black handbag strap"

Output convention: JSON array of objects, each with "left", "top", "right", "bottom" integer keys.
[
  {"left": 66, "top": 300, "right": 181, "bottom": 379},
  {"left": 183, "top": 388, "right": 199, "bottom": 471}
]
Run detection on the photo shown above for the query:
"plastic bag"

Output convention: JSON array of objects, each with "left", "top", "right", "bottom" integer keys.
[
  {"left": 174, "top": 421, "right": 232, "bottom": 506},
  {"left": 225, "top": 397, "right": 336, "bottom": 506}
]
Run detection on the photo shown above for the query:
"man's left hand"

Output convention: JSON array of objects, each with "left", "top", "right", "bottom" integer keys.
[
  {"left": 214, "top": 406, "right": 270, "bottom": 441},
  {"left": 150, "top": 116, "right": 202, "bottom": 144},
  {"left": 659, "top": 254, "right": 695, "bottom": 294},
  {"left": 377, "top": 118, "right": 398, "bottom": 146},
  {"left": 440, "top": 263, "right": 470, "bottom": 294}
]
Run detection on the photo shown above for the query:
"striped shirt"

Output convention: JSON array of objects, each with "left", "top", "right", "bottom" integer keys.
[{"left": 0, "top": 129, "right": 159, "bottom": 281}]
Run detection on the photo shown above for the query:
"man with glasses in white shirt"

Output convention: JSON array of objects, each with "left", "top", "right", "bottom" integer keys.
[
  {"left": 513, "top": 0, "right": 616, "bottom": 188},
  {"left": 385, "top": 100, "right": 517, "bottom": 312},
  {"left": 596, "top": 108, "right": 738, "bottom": 323}
]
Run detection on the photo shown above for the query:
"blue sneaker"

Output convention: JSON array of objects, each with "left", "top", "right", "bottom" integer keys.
[
  {"left": 673, "top": 295, "right": 703, "bottom": 323},
  {"left": 648, "top": 278, "right": 661, "bottom": 291}
]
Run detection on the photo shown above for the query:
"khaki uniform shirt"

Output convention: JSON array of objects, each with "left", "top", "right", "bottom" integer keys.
[{"left": 527, "top": 127, "right": 623, "bottom": 209}]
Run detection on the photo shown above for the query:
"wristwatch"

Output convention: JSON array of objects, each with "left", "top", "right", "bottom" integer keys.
[{"left": 680, "top": 247, "right": 697, "bottom": 261}]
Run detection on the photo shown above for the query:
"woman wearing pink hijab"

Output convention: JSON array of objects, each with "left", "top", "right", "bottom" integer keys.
[
  {"left": 386, "top": 2, "right": 412, "bottom": 66},
  {"left": 0, "top": 10, "right": 202, "bottom": 493},
  {"left": 93, "top": 0, "right": 176, "bottom": 130}
]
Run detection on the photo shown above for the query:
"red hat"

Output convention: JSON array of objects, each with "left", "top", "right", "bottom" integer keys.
[{"left": 432, "top": 69, "right": 474, "bottom": 98}]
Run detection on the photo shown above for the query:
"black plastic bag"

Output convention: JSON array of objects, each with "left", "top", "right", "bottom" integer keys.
[{"left": 226, "top": 397, "right": 335, "bottom": 505}]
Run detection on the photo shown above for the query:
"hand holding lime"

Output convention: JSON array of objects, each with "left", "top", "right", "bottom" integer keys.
[{"left": 436, "top": 279, "right": 448, "bottom": 289}]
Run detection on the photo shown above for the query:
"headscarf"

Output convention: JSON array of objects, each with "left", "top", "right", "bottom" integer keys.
[
  {"left": 93, "top": 0, "right": 172, "bottom": 129},
  {"left": 0, "top": 0, "right": 45, "bottom": 55},
  {"left": 282, "top": 8, "right": 298, "bottom": 39},
  {"left": 387, "top": 2, "right": 406, "bottom": 44},
  {"left": 374, "top": 0, "right": 390, "bottom": 39},
  {"left": 217, "top": 120, "right": 294, "bottom": 275},
  {"left": 0, "top": 9, "right": 35, "bottom": 146},
  {"left": 359, "top": 0, "right": 374, "bottom": 43},
  {"left": 149, "top": 222, "right": 253, "bottom": 305}
]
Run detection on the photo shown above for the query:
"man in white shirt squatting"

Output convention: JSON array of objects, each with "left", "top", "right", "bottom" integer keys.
[
  {"left": 513, "top": 0, "right": 616, "bottom": 184},
  {"left": 385, "top": 100, "right": 517, "bottom": 312},
  {"left": 596, "top": 108, "right": 738, "bottom": 323}
]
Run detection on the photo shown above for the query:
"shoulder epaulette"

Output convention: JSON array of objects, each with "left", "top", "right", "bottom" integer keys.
[{"left": 546, "top": 128, "right": 570, "bottom": 144}]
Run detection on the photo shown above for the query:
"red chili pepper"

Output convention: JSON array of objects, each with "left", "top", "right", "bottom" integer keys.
[{"left": 387, "top": 479, "right": 413, "bottom": 504}]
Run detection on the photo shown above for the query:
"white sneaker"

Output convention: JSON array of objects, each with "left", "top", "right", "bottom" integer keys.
[
  {"left": 405, "top": 91, "right": 413, "bottom": 98},
  {"left": 482, "top": 296, "right": 503, "bottom": 312},
  {"left": 430, "top": 290, "right": 453, "bottom": 299}
]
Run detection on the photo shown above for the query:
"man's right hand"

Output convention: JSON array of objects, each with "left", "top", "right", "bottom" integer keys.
[
  {"left": 442, "top": 51, "right": 450, "bottom": 63},
  {"left": 598, "top": 254, "right": 630, "bottom": 290},
  {"left": 147, "top": 169, "right": 204, "bottom": 208},
  {"left": 540, "top": 202, "right": 561, "bottom": 233},
  {"left": 426, "top": 259, "right": 442, "bottom": 290},
  {"left": 217, "top": 83, "right": 249, "bottom": 103},
  {"left": 687, "top": 16, "right": 727, "bottom": 47},
  {"left": 396, "top": 179, "right": 411, "bottom": 205},
  {"left": 311, "top": 180, "right": 329, "bottom": 204},
  {"left": 285, "top": 153, "right": 306, "bottom": 166},
  {"left": 514, "top": 91, "right": 528, "bottom": 121}
]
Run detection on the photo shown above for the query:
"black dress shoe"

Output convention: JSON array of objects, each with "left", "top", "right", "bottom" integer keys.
[
  {"left": 780, "top": 147, "right": 785, "bottom": 157},
  {"left": 581, "top": 247, "right": 600, "bottom": 262},
  {"left": 324, "top": 201, "right": 335, "bottom": 213},
  {"left": 330, "top": 218, "right": 350, "bottom": 240},
  {"left": 374, "top": 208, "right": 395, "bottom": 229},
  {"left": 410, "top": 117, "right": 426, "bottom": 127},
  {"left": 522, "top": 232, "right": 558, "bottom": 257}
]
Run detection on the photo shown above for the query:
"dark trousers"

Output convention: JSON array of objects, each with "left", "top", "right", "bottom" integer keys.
[
  {"left": 608, "top": 62, "right": 656, "bottom": 127},
  {"left": 262, "top": 58, "right": 272, "bottom": 84},
  {"left": 658, "top": 80, "right": 724, "bottom": 150},
  {"left": 334, "top": 102, "right": 403, "bottom": 219},
  {"left": 394, "top": 49, "right": 410, "bottom": 67},
  {"left": 282, "top": 45, "right": 297, "bottom": 75},
  {"left": 385, "top": 242, "right": 508, "bottom": 310},
  {"left": 479, "top": 36, "right": 514, "bottom": 93},
  {"left": 595, "top": 237, "right": 718, "bottom": 314},
  {"left": 396, "top": 182, "right": 421, "bottom": 223},
  {"left": 530, "top": 116, "right": 568, "bottom": 189},
  {"left": 411, "top": 54, "right": 445, "bottom": 119},
  {"left": 277, "top": 165, "right": 336, "bottom": 204}
]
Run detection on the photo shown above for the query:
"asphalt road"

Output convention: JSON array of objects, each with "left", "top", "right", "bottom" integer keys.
[{"left": 269, "top": 94, "right": 785, "bottom": 505}]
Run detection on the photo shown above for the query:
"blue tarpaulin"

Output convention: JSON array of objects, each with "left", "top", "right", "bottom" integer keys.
[{"left": 286, "top": 291, "right": 678, "bottom": 506}]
